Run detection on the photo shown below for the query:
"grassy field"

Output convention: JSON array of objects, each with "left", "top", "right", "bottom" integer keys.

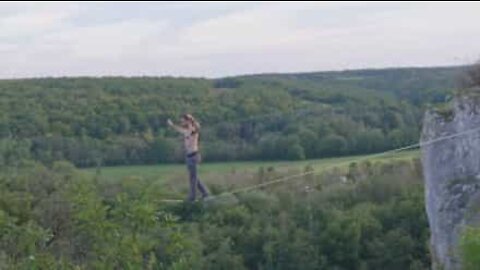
[{"left": 83, "top": 150, "right": 420, "bottom": 182}]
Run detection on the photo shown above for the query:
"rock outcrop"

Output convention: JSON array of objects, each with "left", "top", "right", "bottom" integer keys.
[{"left": 421, "top": 90, "right": 480, "bottom": 270}]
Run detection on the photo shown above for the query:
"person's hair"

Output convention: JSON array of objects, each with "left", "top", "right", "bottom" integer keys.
[{"left": 183, "top": 114, "right": 200, "bottom": 131}]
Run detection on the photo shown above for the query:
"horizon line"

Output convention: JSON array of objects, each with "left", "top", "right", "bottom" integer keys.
[{"left": 0, "top": 63, "right": 467, "bottom": 82}]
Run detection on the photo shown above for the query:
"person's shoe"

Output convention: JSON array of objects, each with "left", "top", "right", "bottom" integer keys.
[{"left": 201, "top": 194, "right": 212, "bottom": 202}]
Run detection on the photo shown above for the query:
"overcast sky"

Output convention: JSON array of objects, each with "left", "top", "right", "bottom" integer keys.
[{"left": 1, "top": 1, "right": 479, "bottom": 78}]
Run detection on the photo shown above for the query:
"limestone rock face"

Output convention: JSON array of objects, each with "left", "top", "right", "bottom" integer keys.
[{"left": 421, "top": 92, "right": 480, "bottom": 270}]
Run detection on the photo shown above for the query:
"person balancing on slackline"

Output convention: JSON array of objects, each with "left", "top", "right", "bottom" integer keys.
[{"left": 167, "top": 114, "right": 209, "bottom": 202}]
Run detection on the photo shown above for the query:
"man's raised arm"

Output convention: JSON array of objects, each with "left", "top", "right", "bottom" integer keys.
[{"left": 167, "top": 119, "right": 188, "bottom": 134}]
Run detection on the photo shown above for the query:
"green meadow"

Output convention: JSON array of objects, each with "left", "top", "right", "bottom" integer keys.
[{"left": 83, "top": 149, "right": 420, "bottom": 183}]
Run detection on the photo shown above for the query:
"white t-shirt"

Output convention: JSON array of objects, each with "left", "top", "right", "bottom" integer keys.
[{"left": 182, "top": 126, "right": 199, "bottom": 154}]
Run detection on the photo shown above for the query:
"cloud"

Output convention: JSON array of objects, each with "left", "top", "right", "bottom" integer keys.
[
  {"left": 47, "top": 20, "right": 168, "bottom": 59},
  {"left": 0, "top": 3, "right": 79, "bottom": 39},
  {"left": 0, "top": 2, "right": 480, "bottom": 78}
]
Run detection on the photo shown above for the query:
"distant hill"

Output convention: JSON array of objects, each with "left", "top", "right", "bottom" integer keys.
[
  {"left": 219, "top": 66, "right": 464, "bottom": 104},
  {"left": 0, "top": 66, "right": 465, "bottom": 167}
]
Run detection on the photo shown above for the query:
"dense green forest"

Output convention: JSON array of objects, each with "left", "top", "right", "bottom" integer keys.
[
  {"left": 1, "top": 66, "right": 462, "bottom": 168},
  {"left": 1, "top": 157, "right": 432, "bottom": 269}
]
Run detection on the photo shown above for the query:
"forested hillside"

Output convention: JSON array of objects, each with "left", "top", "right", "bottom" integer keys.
[
  {"left": 1, "top": 66, "right": 462, "bottom": 167},
  {"left": 1, "top": 66, "right": 472, "bottom": 269}
]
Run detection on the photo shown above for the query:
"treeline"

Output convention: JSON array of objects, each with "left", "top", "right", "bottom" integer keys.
[
  {"left": 0, "top": 67, "right": 459, "bottom": 167},
  {"left": 0, "top": 158, "right": 433, "bottom": 269}
]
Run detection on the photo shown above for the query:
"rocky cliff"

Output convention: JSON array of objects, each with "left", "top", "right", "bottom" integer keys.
[{"left": 421, "top": 90, "right": 480, "bottom": 270}]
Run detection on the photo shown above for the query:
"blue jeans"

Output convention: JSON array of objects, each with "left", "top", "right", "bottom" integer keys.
[{"left": 186, "top": 153, "right": 208, "bottom": 201}]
